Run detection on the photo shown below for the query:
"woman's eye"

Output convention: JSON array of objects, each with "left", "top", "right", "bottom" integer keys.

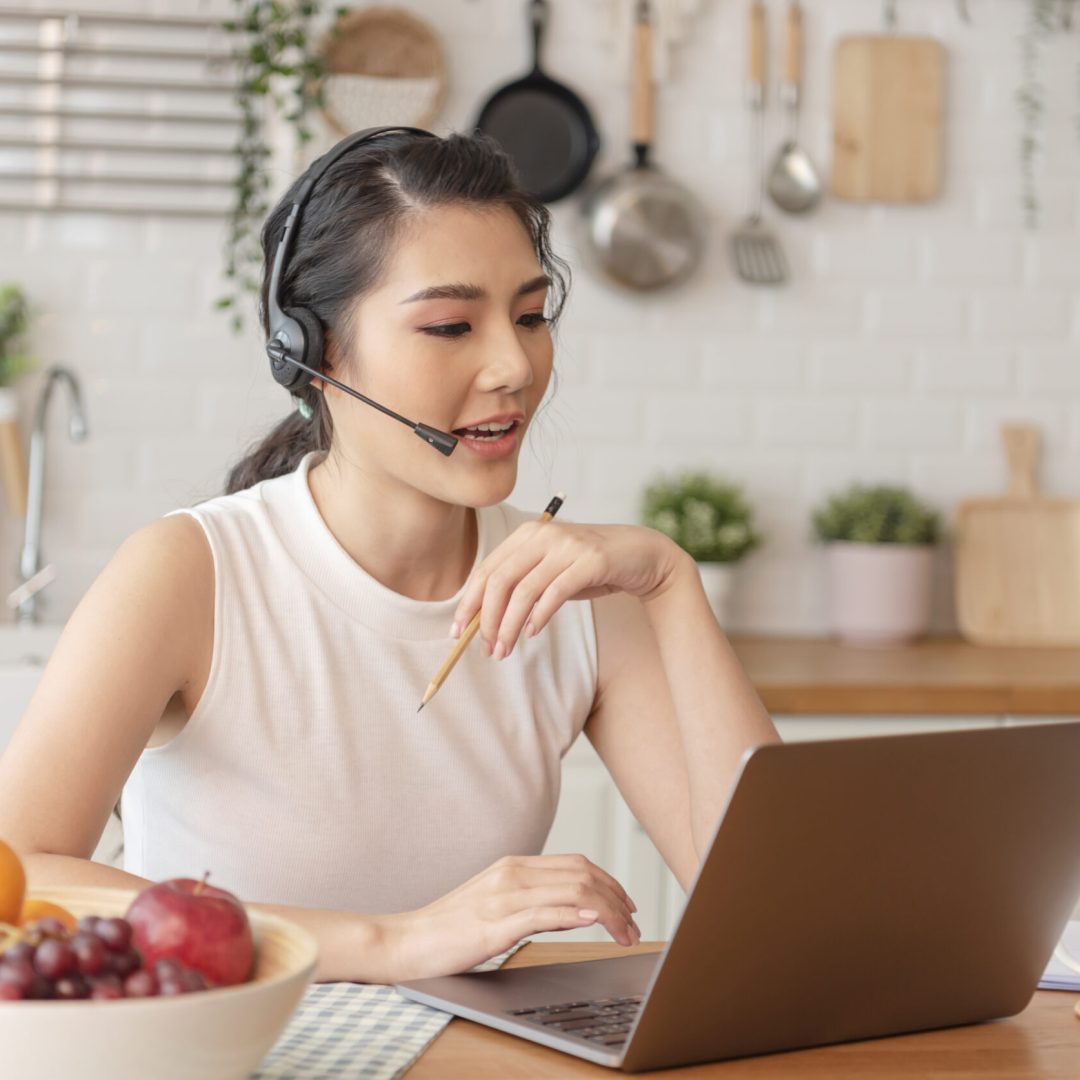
[
  {"left": 422, "top": 322, "right": 470, "bottom": 338},
  {"left": 421, "top": 313, "right": 549, "bottom": 339}
]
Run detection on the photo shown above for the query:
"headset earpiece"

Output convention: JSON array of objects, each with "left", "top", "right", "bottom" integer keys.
[{"left": 268, "top": 308, "right": 319, "bottom": 393}]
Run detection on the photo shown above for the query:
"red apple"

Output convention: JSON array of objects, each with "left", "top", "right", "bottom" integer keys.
[{"left": 125, "top": 874, "right": 254, "bottom": 988}]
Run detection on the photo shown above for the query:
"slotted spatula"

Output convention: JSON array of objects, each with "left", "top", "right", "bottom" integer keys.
[{"left": 730, "top": 0, "right": 788, "bottom": 284}]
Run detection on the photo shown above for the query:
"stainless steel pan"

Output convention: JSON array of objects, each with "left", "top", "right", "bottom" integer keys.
[{"left": 577, "top": 0, "right": 706, "bottom": 291}]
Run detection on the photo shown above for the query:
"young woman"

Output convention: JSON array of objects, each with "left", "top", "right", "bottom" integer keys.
[{"left": 0, "top": 130, "right": 778, "bottom": 983}]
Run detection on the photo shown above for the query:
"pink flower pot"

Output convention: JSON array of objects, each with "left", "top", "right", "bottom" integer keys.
[{"left": 826, "top": 542, "right": 935, "bottom": 646}]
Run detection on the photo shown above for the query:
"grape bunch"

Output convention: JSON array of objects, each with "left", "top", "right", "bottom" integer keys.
[{"left": 0, "top": 915, "right": 210, "bottom": 1001}]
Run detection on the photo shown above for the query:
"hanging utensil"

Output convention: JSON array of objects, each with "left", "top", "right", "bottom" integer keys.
[
  {"left": 730, "top": 0, "right": 788, "bottom": 285},
  {"left": 577, "top": 0, "right": 706, "bottom": 291},
  {"left": 766, "top": 0, "right": 821, "bottom": 214},
  {"left": 474, "top": 0, "right": 600, "bottom": 204}
]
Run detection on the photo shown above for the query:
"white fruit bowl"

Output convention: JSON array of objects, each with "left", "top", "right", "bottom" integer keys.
[{"left": 2, "top": 885, "right": 318, "bottom": 1080}]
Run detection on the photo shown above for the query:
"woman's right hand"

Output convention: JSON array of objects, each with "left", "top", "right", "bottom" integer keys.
[{"left": 384, "top": 853, "right": 641, "bottom": 981}]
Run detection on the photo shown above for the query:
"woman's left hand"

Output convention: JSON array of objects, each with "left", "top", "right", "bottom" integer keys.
[{"left": 450, "top": 522, "right": 688, "bottom": 659}]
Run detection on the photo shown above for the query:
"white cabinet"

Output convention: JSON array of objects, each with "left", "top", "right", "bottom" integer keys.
[{"left": 545, "top": 714, "right": 1080, "bottom": 943}]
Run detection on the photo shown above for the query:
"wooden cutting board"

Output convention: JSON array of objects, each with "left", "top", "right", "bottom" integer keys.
[
  {"left": 954, "top": 424, "right": 1080, "bottom": 647},
  {"left": 830, "top": 34, "right": 946, "bottom": 202}
]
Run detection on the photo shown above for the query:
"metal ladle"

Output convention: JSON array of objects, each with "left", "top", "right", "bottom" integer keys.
[{"left": 767, "top": 0, "right": 822, "bottom": 215}]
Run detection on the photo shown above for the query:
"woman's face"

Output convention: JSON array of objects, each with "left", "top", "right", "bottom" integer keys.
[{"left": 324, "top": 203, "right": 554, "bottom": 508}]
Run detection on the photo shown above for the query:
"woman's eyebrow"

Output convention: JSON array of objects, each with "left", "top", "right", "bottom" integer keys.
[{"left": 399, "top": 274, "right": 551, "bottom": 304}]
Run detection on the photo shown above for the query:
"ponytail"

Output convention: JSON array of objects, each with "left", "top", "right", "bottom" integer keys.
[{"left": 224, "top": 385, "right": 332, "bottom": 495}]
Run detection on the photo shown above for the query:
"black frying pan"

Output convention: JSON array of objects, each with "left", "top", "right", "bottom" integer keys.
[{"left": 474, "top": 0, "right": 600, "bottom": 203}]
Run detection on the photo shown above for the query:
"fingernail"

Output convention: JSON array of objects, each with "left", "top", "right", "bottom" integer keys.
[
  {"left": 492, "top": 640, "right": 506, "bottom": 660},
  {"left": 481, "top": 638, "right": 492, "bottom": 657},
  {"left": 524, "top": 621, "right": 535, "bottom": 637},
  {"left": 628, "top": 897, "right": 637, "bottom": 913},
  {"left": 578, "top": 909, "right": 599, "bottom": 920},
  {"left": 449, "top": 621, "right": 460, "bottom": 639}
]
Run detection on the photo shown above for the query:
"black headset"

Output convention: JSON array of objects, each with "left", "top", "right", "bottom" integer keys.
[{"left": 265, "top": 125, "right": 458, "bottom": 457}]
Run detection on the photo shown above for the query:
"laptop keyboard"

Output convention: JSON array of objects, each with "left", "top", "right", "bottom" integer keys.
[{"left": 507, "top": 994, "right": 643, "bottom": 1047}]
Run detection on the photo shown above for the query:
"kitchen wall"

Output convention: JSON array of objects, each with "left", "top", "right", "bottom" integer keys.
[{"left": 1, "top": 0, "right": 1077, "bottom": 633}]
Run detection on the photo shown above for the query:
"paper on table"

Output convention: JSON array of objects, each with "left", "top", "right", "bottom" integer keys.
[{"left": 1038, "top": 920, "right": 1080, "bottom": 991}]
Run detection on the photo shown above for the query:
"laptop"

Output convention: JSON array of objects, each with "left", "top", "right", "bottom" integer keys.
[{"left": 396, "top": 722, "right": 1080, "bottom": 1072}]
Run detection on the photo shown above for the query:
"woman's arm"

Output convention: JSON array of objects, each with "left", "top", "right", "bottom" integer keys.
[
  {"left": 0, "top": 515, "right": 393, "bottom": 983},
  {"left": 450, "top": 520, "right": 780, "bottom": 881},
  {"left": 588, "top": 551, "right": 779, "bottom": 871},
  {"left": 641, "top": 553, "right": 780, "bottom": 855}
]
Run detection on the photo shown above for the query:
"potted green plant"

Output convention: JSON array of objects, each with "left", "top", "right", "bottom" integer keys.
[
  {"left": 641, "top": 470, "right": 763, "bottom": 625},
  {"left": 0, "top": 283, "right": 36, "bottom": 414},
  {"left": 812, "top": 484, "right": 941, "bottom": 646}
]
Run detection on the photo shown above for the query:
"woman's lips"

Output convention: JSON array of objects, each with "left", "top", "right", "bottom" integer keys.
[{"left": 453, "top": 420, "right": 521, "bottom": 459}]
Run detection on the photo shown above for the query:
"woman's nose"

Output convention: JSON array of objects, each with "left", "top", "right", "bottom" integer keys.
[{"left": 476, "top": 325, "right": 537, "bottom": 392}]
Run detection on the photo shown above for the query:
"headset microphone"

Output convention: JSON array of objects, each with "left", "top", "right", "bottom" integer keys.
[
  {"left": 265, "top": 338, "right": 457, "bottom": 456},
  {"left": 264, "top": 125, "right": 459, "bottom": 457}
]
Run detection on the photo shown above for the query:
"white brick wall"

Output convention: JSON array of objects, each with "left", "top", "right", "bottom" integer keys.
[{"left": 0, "top": 0, "right": 1077, "bottom": 636}]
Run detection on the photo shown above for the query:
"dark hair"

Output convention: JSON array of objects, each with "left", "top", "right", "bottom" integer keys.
[{"left": 225, "top": 130, "right": 571, "bottom": 495}]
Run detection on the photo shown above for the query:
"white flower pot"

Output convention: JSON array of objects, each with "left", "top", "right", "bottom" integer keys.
[
  {"left": 0, "top": 385, "right": 17, "bottom": 423},
  {"left": 825, "top": 542, "right": 935, "bottom": 646},
  {"left": 697, "top": 561, "right": 736, "bottom": 626}
]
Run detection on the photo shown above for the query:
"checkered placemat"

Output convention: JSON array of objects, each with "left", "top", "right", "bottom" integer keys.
[{"left": 251, "top": 942, "right": 526, "bottom": 1079}]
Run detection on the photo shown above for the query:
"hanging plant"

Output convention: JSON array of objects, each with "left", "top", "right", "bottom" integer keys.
[
  {"left": 1016, "top": 0, "right": 1078, "bottom": 227},
  {"left": 217, "top": 1, "right": 344, "bottom": 334}
]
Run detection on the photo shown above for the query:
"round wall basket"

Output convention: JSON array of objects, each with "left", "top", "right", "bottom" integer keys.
[{"left": 316, "top": 6, "right": 448, "bottom": 134}]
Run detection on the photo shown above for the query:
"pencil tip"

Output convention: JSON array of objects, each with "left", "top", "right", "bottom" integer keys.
[{"left": 416, "top": 702, "right": 424, "bottom": 713}]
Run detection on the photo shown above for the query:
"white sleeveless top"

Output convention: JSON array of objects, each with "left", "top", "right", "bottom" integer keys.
[{"left": 120, "top": 451, "right": 598, "bottom": 914}]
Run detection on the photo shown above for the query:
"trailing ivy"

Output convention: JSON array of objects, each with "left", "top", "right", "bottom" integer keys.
[
  {"left": 1017, "top": 0, "right": 1078, "bottom": 227},
  {"left": 217, "top": 1, "right": 344, "bottom": 334}
]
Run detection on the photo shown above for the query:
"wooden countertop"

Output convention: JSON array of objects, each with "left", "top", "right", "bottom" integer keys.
[
  {"left": 727, "top": 635, "right": 1080, "bottom": 716},
  {"left": 406, "top": 941, "right": 1080, "bottom": 1078}
]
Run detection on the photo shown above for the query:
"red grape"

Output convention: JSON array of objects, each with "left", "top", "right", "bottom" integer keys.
[
  {"left": 71, "top": 932, "right": 106, "bottom": 976},
  {"left": 154, "top": 957, "right": 183, "bottom": 982},
  {"left": 124, "top": 969, "right": 159, "bottom": 998},
  {"left": 33, "top": 917, "right": 69, "bottom": 939},
  {"left": 34, "top": 939, "right": 75, "bottom": 980},
  {"left": 0, "top": 983, "right": 23, "bottom": 1001},
  {"left": 76, "top": 915, "right": 102, "bottom": 936},
  {"left": 0, "top": 957, "right": 35, "bottom": 994},
  {"left": 104, "top": 946, "right": 141, "bottom": 978},
  {"left": 96, "top": 918, "right": 133, "bottom": 952},
  {"left": 53, "top": 974, "right": 90, "bottom": 1000},
  {"left": 3, "top": 941, "right": 35, "bottom": 965},
  {"left": 87, "top": 973, "right": 124, "bottom": 1000}
]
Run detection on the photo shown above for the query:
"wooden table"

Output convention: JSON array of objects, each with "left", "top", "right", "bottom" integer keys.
[
  {"left": 407, "top": 942, "right": 1080, "bottom": 1079},
  {"left": 727, "top": 635, "right": 1080, "bottom": 716}
]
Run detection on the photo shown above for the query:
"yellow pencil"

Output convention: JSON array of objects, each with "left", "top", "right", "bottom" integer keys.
[{"left": 417, "top": 492, "right": 566, "bottom": 712}]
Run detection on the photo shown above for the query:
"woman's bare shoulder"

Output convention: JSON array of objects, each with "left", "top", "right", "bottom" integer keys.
[
  {"left": 81, "top": 512, "right": 214, "bottom": 673},
  {"left": 110, "top": 512, "right": 212, "bottom": 597}
]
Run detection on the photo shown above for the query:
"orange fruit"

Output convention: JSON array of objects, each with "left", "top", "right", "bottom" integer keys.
[
  {"left": 18, "top": 897, "right": 77, "bottom": 932},
  {"left": 0, "top": 838, "right": 26, "bottom": 925}
]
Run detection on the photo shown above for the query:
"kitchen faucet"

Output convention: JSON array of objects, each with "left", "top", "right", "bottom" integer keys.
[{"left": 16, "top": 366, "right": 88, "bottom": 624}]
